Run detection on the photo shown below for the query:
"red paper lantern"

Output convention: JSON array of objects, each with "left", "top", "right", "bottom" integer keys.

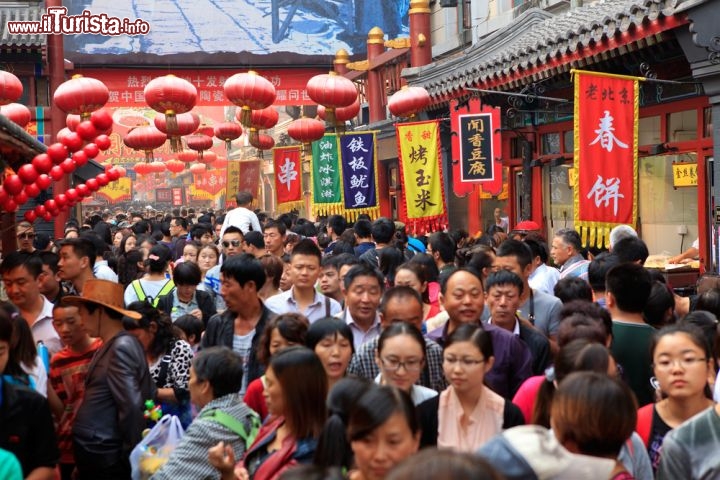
[
  {"left": 0, "top": 71, "right": 23, "bottom": 106},
  {"left": 197, "top": 150, "right": 217, "bottom": 165},
  {"left": 0, "top": 103, "right": 31, "bottom": 127},
  {"left": 134, "top": 163, "right": 149, "bottom": 176},
  {"left": 306, "top": 72, "right": 358, "bottom": 125},
  {"left": 211, "top": 157, "right": 228, "bottom": 169},
  {"left": 288, "top": 117, "right": 326, "bottom": 144},
  {"left": 144, "top": 75, "right": 197, "bottom": 132},
  {"left": 249, "top": 133, "right": 275, "bottom": 150},
  {"left": 75, "top": 120, "right": 98, "bottom": 141},
  {"left": 247, "top": 106, "right": 279, "bottom": 130},
  {"left": 224, "top": 71, "right": 276, "bottom": 126},
  {"left": 177, "top": 149, "right": 198, "bottom": 163},
  {"left": 90, "top": 108, "right": 114, "bottom": 132},
  {"left": 185, "top": 134, "right": 213, "bottom": 160},
  {"left": 318, "top": 97, "right": 361, "bottom": 123},
  {"left": 149, "top": 161, "right": 166, "bottom": 174},
  {"left": 61, "top": 131, "right": 84, "bottom": 153},
  {"left": 388, "top": 86, "right": 431, "bottom": 119},
  {"left": 189, "top": 163, "right": 207, "bottom": 174},
  {"left": 66, "top": 114, "right": 80, "bottom": 131},
  {"left": 154, "top": 111, "right": 199, "bottom": 152},
  {"left": 165, "top": 159, "right": 185, "bottom": 174},
  {"left": 53, "top": 75, "right": 109, "bottom": 119},
  {"left": 124, "top": 126, "right": 167, "bottom": 161},
  {"left": 95, "top": 134, "right": 112, "bottom": 151},
  {"left": 214, "top": 122, "right": 243, "bottom": 151}
]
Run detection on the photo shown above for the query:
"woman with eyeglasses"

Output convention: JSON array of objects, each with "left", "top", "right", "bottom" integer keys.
[
  {"left": 636, "top": 323, "right": 715, "bottom": 473},
  {"left": 374, "top": 322, "right": 436, "bottom": 406},
  {"left": 418, "top": 323, "right": 523, "bottom": 451}
]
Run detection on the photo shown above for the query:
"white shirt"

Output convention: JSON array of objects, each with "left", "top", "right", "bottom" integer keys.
[
  {"left": 94, "top": 260, "right": 119, "bottom": 282},
  {"left": 528, "top": 263, "right": 560, "bottom": 296},
  {"left": 374, "top": 374, "right": 438, "bottom": 405},
  {"left": 220, "top": 206, "right": 261, "bottom": 236},
  {"left": 30, "top": 296, "right": 63, "bottom": 357},
  {"left": 265, "top": 287, "right": 342, "bottom": 323}
]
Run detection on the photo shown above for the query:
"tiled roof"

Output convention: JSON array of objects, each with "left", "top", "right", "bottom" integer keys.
[
  {"left": 0, "top": 7, "right": 46, "bottom": 48},
  {"left": 404, "top": 0, "right": 689, "bottom": 98}
]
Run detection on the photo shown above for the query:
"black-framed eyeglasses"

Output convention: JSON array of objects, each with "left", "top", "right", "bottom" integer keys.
[
  {"left": 380, "top": 357, "right": 423, "bottom": 372},
  {"left": 222, "top": 240, "right": 242, "bottom": 248},
  {"left": 17, "top": 232, "right": 35, "bottom": 240}
]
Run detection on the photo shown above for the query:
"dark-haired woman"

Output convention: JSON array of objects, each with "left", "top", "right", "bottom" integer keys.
[
  {"left": 347, "top": 385, "right": 420, "bottom": 480},
  {"left": 244, "top": 313, "right": 309, "bottom": 420},
  {"left": 157, "top": 261, "right": 216, "bottom": 325},
  {"left": 123, "top": 244, "right": 175, "bottom": 307},
  {"left": 125, "top": 301, "right": 194, "bottom": 427},
  {"left": 306, "top": 318, "right": 354, "bottom": 391},
  {"left": 418, "top": 324, "right": 524, "bottom": 451},
  {"left": 374, "top": 322, "right": 436, "bottom": 405},
  {"left": 636, "top": 324, "right": 715, "bottom": 473},
  {"left": 209, "top": 346, "right": 327, "bottom": 480}
]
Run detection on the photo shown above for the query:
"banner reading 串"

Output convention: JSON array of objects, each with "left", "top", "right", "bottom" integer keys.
[
  {"left": 396, "top": 120, "right": 447, "bottom": 233},
  {"left": 339, "top": 132, "right": 380, "bottom": 220},
  {"left": 273, "top": 146, "right": 303, "bottom": 212},
  {"left": 573, "top": 70, "right": 639, "bottom": 248}
]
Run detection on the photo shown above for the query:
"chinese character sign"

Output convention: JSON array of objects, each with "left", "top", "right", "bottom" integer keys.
[
  {"left": 192, "top": 170, "right": 227, "bottom": 196},
  {"left": 458, "top": 113, "right": 495, "bottom": 182},
  {"left": 396, "top": 120, "right": 447, "bottom": 232},
  {"left": 573, "top": 70, "right": 638, "bottom": 247},
  {"left": 239, "top": 161, "right": 262, "bottom": 202},
  {"left": 312, "top": 134, "right": 343, "bottom": 216},
  {"left": 339, "top": 132, "right": 380, "bottom": 220},
  {"left": 96, "top": 177, "right": 132, "bottom": 203},
  {"left": 226, "top": 160, "right": 241, "bottom": 206},
  {"left": 273, "top": 146, "right": 302, "bottom": 211},
  {"left": 672, "top": 163, "right": 698, "bottom": 187}
]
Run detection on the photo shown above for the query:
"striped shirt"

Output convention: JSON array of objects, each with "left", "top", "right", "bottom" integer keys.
[{"left": 49, "top": 338, "right": 103, "bottom": 464}]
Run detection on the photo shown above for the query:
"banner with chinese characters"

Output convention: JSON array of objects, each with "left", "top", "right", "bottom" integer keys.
[
  {"left": 226, "top": 160, "right": 241, "bottom": 207},
  {"left": 273, "top": 146, "right": 303, "bottom": 212},
  {"left": 172, "top": 187, "right": 184, "bottom": 207},
  {"left": 396, "top": 120, "right": 447, "bottom": 233},
  {"left": 672, "top": 162, "right": 698, "bottom": 187},
  {"left": 339, "top": 132, "right": 380, "bottom": 220},
  {"left": 191, "top": 170, "right": 227, "bottom": 198},
  {"left": 96, "top": 177, "right": 132, "bottom": 203},
  {"left": 458, "top": 111, "right": 499, "bottom": 184},
  {"left": 311, "top": 134, "right": 343, "bottom": 216},
  {"left": 239, "top": 161, "right": 262, "bottom": 205},
  {"left": 573, "top": 70, "right": 639, "bottom": 248}
]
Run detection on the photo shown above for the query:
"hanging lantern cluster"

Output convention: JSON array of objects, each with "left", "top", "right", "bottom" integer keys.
[
  {"left": 53, "top": 75, "right": 109, "bottom": 120},
  {"left": 154, "top": 111, "right": 200, "bottom": 152},
  {"left": 240, "top": 105, "right": 279, "bottom": 146},
  {"left": 387, "top": 86, "right": 431, "bottom": 120},
  {"left": 224, "top": 71, "right": 276, "bottom": 127},
  {"left": 144, "top": 74, "right": 197, "bottom": 132},
  {"left": 306, "top": 72, "right": 358, "bottom": 127}
]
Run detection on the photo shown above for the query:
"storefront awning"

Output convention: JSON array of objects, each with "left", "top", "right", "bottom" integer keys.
[
  {"left": 404, "top": 0, "right": 694, "bottom": 103},
  {"left": 0, "top": 114, "right": 46, "bottom": 170}
]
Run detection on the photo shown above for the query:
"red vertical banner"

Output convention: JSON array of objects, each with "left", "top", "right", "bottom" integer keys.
[
  {"left": 273, "top": 146, "right": 303, "bottom": 212},
  {"left": 239, "top": 160, "right": 262, "bottom": 203},
  {"left": 573, "top": 70, "right": 639, "bottom": 248}
]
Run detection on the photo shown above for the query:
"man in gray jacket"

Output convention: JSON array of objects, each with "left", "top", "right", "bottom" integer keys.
[{"left": 152, "top": 347, "right": 260, "bottom": 480}]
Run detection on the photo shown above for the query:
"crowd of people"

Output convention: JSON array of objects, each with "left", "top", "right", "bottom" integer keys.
[{"left": 1, "top": 191, "right": 719, "bottom": 480}]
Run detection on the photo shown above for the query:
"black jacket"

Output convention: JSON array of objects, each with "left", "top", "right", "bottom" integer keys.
[
  {"left": 0, "top": 380, "right": 59, "bottom": 476},
  {"left": 157, "top": 289, "right": 217, "bottom": 327},
  {"left": 73, "top": 331, "right": 155, "bottom": 470},
  {"left": 201, "top": 303, "right": 273, "bottom": 386}
]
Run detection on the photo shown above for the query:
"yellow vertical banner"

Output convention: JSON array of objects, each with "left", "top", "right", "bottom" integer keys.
[{"left": 226, "top": 160, "right": 241, "bottom": 206}]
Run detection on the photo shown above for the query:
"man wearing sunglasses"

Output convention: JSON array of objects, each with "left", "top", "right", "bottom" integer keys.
[
  {"left": 204, "top": 226, "right": 244, "bottom": 313},
  {"left": 16, "top": 221, "right": 37, "bottom": 254}
]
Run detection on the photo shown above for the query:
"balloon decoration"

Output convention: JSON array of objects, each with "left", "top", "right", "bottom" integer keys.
[{"left": 224, "top": 71, "right": 276, "bottom": 127}]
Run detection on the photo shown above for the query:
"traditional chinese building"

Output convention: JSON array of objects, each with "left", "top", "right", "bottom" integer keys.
[{"left": 397, "top": 0, "right": 719, "bottom": 269}]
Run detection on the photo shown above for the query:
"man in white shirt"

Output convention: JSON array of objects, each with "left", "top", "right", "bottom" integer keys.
[
  {"left": 220, "top": 191, "right": 261, "bottom": 237},
  {"left": 338, "top": 263, "right": 384, "bottom": 350},
  {"left": 265, "top": 239, "right": 342, "bottom": 322},
  {"left": 84, "top": 233, "right": 118, "bottom": 283},
  {"left": 0, "top": 251, "right": 62, "bottom": 356}
]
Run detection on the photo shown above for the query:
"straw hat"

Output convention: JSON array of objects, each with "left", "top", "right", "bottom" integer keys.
[{"left": 61, "top": 279, "right": 142, "bottom": 320}]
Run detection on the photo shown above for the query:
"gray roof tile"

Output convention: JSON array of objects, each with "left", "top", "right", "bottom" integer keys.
[{"left": 0, "top": 7, "right": 47, "bottom": 48}]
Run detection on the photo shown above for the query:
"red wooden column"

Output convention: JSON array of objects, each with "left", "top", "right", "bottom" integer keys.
[
  {"left": 367, "top": 28, "right": 386, "bottom": 123},
  {"left": 409, "top": 0, "right": 432, "bottom": 68}
]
